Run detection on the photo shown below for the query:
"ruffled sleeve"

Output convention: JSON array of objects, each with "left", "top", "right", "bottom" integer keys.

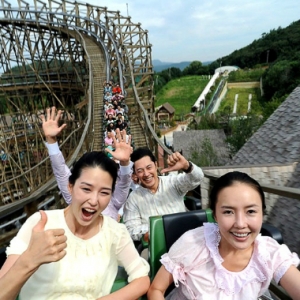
[
  {"left": 160, "top": 226, "right": 208, "bottom": 299},
  {"left": 262, "top": 236, "right": 300, "bottom": 284}
]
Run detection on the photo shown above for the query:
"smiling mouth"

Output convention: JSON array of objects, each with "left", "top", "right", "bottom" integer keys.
[
  {"left": 82, "top": 208, "right": 97, "bottom": 219},
  {"left": 231, "top": 232, "right": 251, "bottom": 238},
  {"left": 143, "top": 177, "right": 153, "bottom": 183}
]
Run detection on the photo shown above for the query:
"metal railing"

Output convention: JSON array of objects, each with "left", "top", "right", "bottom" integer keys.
[{"left": 203, "top": 169, "right": 300, "bottom": 201}]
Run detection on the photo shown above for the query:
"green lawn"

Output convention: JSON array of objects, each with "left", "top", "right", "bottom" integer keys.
[
  {"left": 218, "top": 87, "right": 262, "bottom": 115},
  {"left": 155, "top": 76, "right": 209, "bottom": 117}
]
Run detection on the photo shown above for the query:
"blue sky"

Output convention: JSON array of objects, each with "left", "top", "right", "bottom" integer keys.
[
  {"left": 87, "top": 0, "right": 299, "bottom": 63},
  {"left": 4, "top": 0, "right": 300, "bottom": 63}
]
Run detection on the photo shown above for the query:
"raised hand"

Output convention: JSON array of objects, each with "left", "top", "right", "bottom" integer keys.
[
  {"left": 25, "top": 211, "right": 67, "bottom": 270},
  {"left": 105, "top": 129, "right": 132, "bottom": 166},
  {"left": 161, "top": 152, "right": 190, "bottom": 174},
  {"left": 40, "top": 107, "right": 67, "bottom": 143}
]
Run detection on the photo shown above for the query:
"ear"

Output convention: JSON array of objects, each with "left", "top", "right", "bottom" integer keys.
[
  {"left": 155, "top": 161, "right": 158, "bottom": 169},
  {"left": 68, "top": 182, "right": 73, "bottom": 195},
  {"left": 213, "top": 212, "right": 217, "bottom": 223}
]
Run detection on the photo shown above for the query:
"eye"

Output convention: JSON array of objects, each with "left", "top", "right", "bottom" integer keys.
[
  {"left": 82, "top": 187, "right": 90, "bottom": 192},
  {"left": 247, "top": 209, "right": 257, "bottom": 214},
  {"left": 101, "top": 192, "right": 110, "bottom": 196},
  {"left": 223, "top": 210, "right": 233, "bottom": 215}
]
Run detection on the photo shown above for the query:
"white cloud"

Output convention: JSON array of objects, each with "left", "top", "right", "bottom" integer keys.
[{"left": 3, "top": 0, "right": 299, "bottom": 63}]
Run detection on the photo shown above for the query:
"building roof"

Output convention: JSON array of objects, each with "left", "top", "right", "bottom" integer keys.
[
  {"left": 173, "top": 129, "right": 230, "bottom": 165},
  {"left": 157, "top": 102, "right": 175, "bottom": 114},
  {"left": 215, "top": 66, "right": 239, "bottom": 74},
  {"left": 226, "top": 86, "right": 300, "bottom": 254}
]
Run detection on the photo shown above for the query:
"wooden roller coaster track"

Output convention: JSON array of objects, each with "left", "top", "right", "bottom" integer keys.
[{"left": 0, "top": 0, "right": 170, "bottom": 247}]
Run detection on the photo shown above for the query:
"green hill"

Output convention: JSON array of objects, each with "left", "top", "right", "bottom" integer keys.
[
  {"left": 155, "top": 76, "right": 209, "bottom": 118},
  {"left": 221, "top": 20, "right": 300, "bottom": 68}
]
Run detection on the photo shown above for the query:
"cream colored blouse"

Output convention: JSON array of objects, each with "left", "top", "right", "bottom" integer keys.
[{"left": 6, "top": 210, "right": 149, "bottom": 299}]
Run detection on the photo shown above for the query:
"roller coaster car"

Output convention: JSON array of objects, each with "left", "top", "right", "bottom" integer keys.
[
  {"left": 136, "top": 195, "right": 202, "bottom": 254},
  {"left": 111, "top": 199, "right": 202, "bottom": 298},
  {"left": 148, "top": 209, "right": 285, "bottom": 298},
  {"left": 14, "top": 210, "right": 284, "bottom": 300},
  {"left": 184, "top": 195, "right": 202, "bottom": 211}
]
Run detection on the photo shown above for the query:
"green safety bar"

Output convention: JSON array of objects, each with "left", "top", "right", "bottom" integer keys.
[{"left": 149, "top": 209, "right": 214, "bottom": 281}]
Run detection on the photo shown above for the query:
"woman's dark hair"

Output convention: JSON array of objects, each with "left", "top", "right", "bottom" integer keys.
[
  {"left": 209, "top": 171, "right": 266, "bottom": 213},
  {"left": 107, "top": 123, "right": 115, "bottom": 130},
  {"left": 69, "top": 151, "right": 118, "bottom": 192}
]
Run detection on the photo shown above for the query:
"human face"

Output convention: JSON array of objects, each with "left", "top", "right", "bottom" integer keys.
[
  {"left": 68, "top": 167, "right": 113, "bottom": 226},
  {"left": 214, "top": 183, "right": 263, "bottom": 253},
  {"left": 134, "top": 156, "right": 158, "bottom": 192}
]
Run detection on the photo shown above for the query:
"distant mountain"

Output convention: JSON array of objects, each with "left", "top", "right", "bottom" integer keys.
[
  {"left": 152, "top": 59, "right": 170, "bottom": 66},
  {"left": 153, "top": 60, "right": 190, "bottom": 72},
  {"left": 153, "top": 59, "right": 212, "bottom": 72}
]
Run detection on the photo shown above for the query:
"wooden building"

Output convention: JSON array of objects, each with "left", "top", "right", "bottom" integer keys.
[{"left": 155, "top": 102, "right": 175, "bottom": 122}]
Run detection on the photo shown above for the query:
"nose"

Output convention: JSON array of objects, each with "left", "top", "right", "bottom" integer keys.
[
  {"left": 89, "top": 192, "right": 98, "bottom": 206},
  {"left": 234, "top": 212, "right": 246, "bottom": 228}
]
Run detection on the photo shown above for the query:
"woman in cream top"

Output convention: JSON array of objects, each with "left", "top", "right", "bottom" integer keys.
[
  {"left": 0, "top": 110, "right": 149, "bottom": 300},
  {"left": 6, "top": 209, "right": 149, "bottom": 299}
]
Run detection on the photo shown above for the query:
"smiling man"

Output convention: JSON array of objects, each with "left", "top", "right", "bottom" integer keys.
[{"left": 123, "top": 147, "right": 204, "bottom": 241}]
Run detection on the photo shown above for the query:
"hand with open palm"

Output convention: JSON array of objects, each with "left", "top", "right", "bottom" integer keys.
[
  {"left": 40, "top": 107, "right": 67, "bottom": 144},
  {"left": 106, "top": 129, "right": 132, "bottom": 166}
]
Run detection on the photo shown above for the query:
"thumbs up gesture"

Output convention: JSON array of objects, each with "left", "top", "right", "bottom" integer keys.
[
  {"left": 25, "top": 211, "right": 67, "bottom": 270},
  {"left": 161, "top": 152, "right": 190, "bottom": 174}
]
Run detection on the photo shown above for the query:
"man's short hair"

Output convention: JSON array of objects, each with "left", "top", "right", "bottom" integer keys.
[{"left": 131, "top": 147, "right": 157, "bottom": 165}]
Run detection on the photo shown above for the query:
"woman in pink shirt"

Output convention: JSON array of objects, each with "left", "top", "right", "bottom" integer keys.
[
  {"left": 105, "top": 105, "right": 116, "bottom": 119},
  {"left": 105, "top": 130, "right": 114, "bottom": 147},
  {"left": 148, "top": 171, "right": 300, "bottom": 300}
]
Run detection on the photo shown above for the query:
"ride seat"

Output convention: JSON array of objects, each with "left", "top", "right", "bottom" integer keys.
[{"left": 148, "top": 209, "right": 284, "bottom": 297}]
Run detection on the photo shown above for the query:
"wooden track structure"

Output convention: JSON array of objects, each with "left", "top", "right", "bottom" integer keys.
[{"left": 0, "top": 0, "right": 170, "bottom": 246}]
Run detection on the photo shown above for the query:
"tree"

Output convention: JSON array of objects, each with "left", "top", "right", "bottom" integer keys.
[
  {"left": 169, "top": 67, "right": 182, "bottom": 78},
  {"left": 182, "top": 61, "right": 209, "bottom": 76},
  {"left": 262, "top": 59, "right": 300, "bottom": 100},
  {"left": 208, "top": 61, "right": 219, "bottom": 75},
  {"left": 262, "top": 94, "right": 287, "bottom": 120},
  {"left": 225, "top": 114, "right": 263, "bottom": 155},
  {"left": 189, "top": 114, "right": 222, "bottom": 130}
]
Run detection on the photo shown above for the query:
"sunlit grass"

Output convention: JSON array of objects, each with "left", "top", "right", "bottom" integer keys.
[
  {"left": 219, "top": 87, "right": 262, "bottom": 115},
  {"left": 155, "top": 76, "right": 209, "bottom": 117}
]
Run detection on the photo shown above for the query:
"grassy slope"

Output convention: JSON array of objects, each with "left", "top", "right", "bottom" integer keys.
[
  {"left": 155, "top": 76, "right": 209, "bottom": 117},
  {"left": 219, "top": 87, "right": 262, "bottom": 115}
]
